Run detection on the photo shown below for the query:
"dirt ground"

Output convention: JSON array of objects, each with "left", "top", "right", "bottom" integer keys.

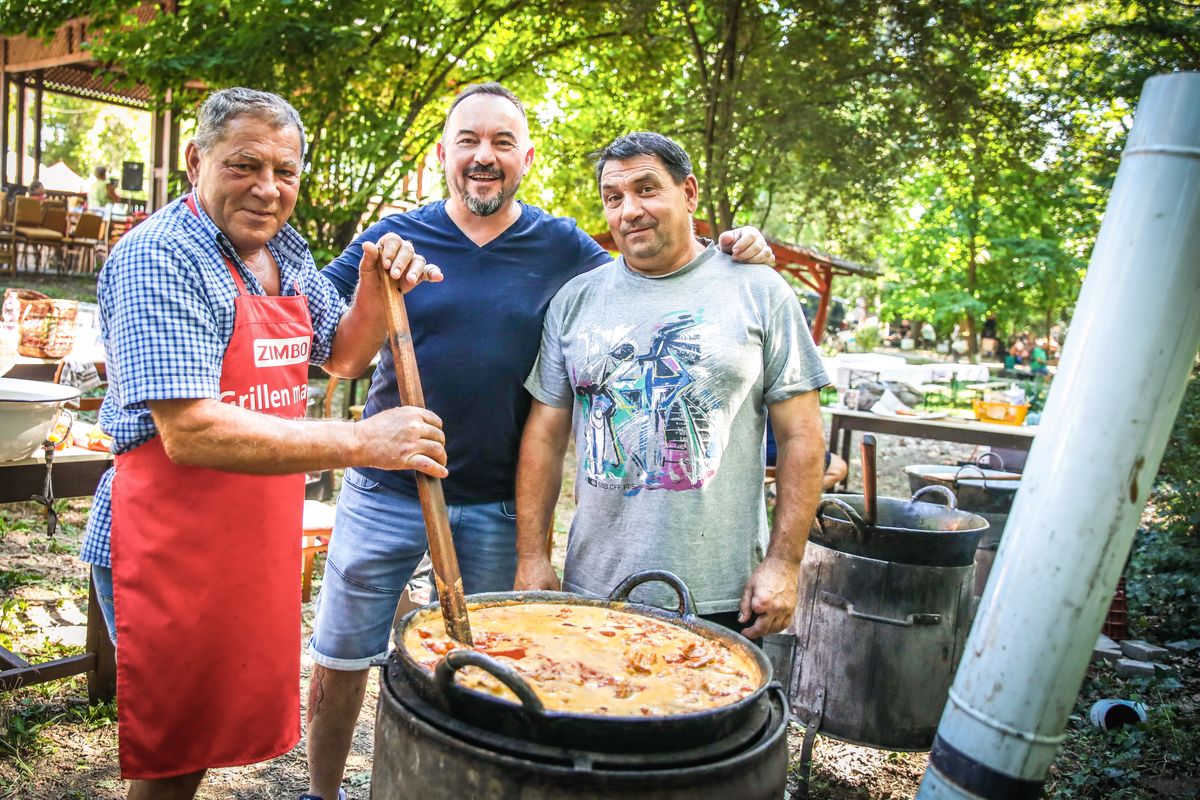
[{"left": 1, "top": 432, "right": 974, "bottom": 799}]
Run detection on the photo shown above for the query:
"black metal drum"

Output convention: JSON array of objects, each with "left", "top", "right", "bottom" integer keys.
[
  {"left": 371, "top": 656, "right": 789, "bottom": 800},
  {"left": 788, "top": 489, "right": 987, "bottom": 751}
]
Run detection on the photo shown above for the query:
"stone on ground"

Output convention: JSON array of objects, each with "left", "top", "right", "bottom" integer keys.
[{"left": 1120, "top": 639, "right": 1169, "bottom": 662}]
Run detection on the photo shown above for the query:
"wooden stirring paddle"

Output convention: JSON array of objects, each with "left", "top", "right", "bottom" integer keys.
[
  {"left": 377, "top": 266, "right": 473, "bottom": 645},
  {"left": 861, "top": 434, "right": 878, "bottom": 528}
]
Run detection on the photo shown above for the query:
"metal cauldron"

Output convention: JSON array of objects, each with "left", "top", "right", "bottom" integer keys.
[
  {"left": 372, "top": 656, "right": 789, "bottom": 800},
  {"left": 905, "top": 453, "right": 1021, "bottom": 546},
  {"left": 789, "top": 487, "right": 986, "bottom": 750},
  {"left": 905, "top": 455, "right": 1020, "bottom": 594},
  {"left": 392, "top": 570, "right": 772, "bottom": 754},
  {"left": 812, "top": 485, "right": 990, "bottom": 567}
]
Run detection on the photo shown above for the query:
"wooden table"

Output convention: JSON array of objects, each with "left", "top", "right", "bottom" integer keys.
[
  {"left": 0, "top": 443, "right": 112, "bottom": 504},
  {"left": 0, "top": 445, "right": 115, "bottom": 703},
  {"left": 825, "top": 407, "right": 1038, "bottom": 491}
]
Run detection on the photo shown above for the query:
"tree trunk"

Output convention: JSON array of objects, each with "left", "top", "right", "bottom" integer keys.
[
  {"left": 332, "top": 217, "right": 361, "bottom": 258},
  {"left": 965, "top": 202, "right": 979, "bottom": 362}
]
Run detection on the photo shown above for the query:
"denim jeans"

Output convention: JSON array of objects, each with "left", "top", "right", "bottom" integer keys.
[
  {"left": 91, "top": 563, "right": 118, "bottom": 644},
  {"left": 308, "top": 468, "right": 519, "bottom": 670}
]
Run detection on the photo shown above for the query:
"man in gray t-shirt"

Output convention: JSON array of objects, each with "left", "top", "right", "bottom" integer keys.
[{"left": 514, "top": 132, "right": 828, "bottom": 639}]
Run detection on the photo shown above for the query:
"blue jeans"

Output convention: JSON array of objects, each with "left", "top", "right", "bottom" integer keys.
[
  {"left": 91, "top": 564, "right": 118, "bottom": 644},
  {"left": 309, "top": 468, "right": 519, "bottom": 670}
]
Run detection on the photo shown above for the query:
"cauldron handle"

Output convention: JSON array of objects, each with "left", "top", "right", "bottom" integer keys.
[
  {"left": 435, "top": 649, "right": 546, "bottom": 720},
  {"left": 608, "top": 569, "right": 697, "bottom": 619},
  {"left": 816, "top": 498, "right": 870, "bottom": 543},
  {"left": 953, "top": 463, "right": 989, "bottom": 488},
  {"left": 976, "top": 451, "right": 1006, "bottom": 472},
  {"left": 911, "top": 484, "right": 958, "bottom": 510}
]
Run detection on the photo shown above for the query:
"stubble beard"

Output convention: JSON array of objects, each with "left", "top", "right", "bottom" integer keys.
[{"left": 454, "top": 170, "right": 521, "bottom": 218}]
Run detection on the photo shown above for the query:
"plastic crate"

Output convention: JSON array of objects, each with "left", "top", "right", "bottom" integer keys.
[
  {"left": 1103, "top": 577, "right": 1129, "bottom": 641},
  {"left": 973, "top": 399, "right": 1029, "bottom": 426}
]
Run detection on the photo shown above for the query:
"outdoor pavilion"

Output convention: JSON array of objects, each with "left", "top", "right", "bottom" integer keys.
[
  {"left": 592, "top": 220, "right": 880, "bottom": 342},
  {"left": 1, "top": 3, "right": 193, "bottom": 211}
]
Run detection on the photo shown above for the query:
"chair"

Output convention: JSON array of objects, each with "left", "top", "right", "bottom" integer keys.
[
  {"left": 40, "top": 206, "right": 69, "bottom": 271},
  {"left": 322, "top": 375, "right": 365, "bottom": 420},
  {"left": 64, "top": 213, "right": 105, "bottom": 274},
  {"left": 0, "top": 193, "right": 13, "bottom": 275},
  {"left": 301, "top": 499, "right": 337, "bottom": 602},
  {"left": 56, "top": 361, "right": 107, "bottom": 412},
  {"left": 13, "top": 197, "right": 63, "bottom": 271}
]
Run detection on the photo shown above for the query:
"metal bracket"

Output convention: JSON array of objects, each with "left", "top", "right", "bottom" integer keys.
[
  {"left": 792, "top": 687, "right": 825, "bottom": 800},
  {"left": 29, "top": 440, "right": 58, "bottom": 537}
]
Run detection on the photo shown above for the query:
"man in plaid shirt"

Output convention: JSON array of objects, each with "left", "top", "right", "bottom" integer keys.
[{"left": 79, "top": 87, "right": 446, "bottom": 799}]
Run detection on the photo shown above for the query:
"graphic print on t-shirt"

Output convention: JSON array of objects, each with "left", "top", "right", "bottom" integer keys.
[{"left": 573, "top": 311, "right": 724, "bottom": 494}]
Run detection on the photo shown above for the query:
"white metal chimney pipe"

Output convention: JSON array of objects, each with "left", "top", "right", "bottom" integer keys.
[{"left": 918, "top": 71, "right": 1200, "bottom": 800}]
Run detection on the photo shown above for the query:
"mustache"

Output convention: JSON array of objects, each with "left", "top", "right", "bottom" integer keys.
[{"left": 464, "top": 164, "right": 504, "bottom": 180}]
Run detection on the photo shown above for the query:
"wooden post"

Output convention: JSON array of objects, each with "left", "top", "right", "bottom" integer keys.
[
  {"left": 1, "top": 43, "right": 9, "bottom": 187},
  {"left": 811, "top": 264, "right": 833, "bottom": 344},
  {"left": 14, "top": 72, "right": 25, "bottom": 186},
  {"left": 85, "top": 575, "right": 116, "bottom": 704},
  {"left": 32, "top": 71, "right": 43, "bottom": 181}
]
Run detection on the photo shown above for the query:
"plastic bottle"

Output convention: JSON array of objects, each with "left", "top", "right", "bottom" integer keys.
[{"left": 1, "top": 290, "right": 19, "bottom": 325}]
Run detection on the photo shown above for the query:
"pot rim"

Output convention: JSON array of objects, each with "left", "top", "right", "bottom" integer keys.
[
  {"left": 820, "top": 493, "right": 991, "bottom": 535},
  {"left": 393, "top": 581, "right": 772, "bottom": 725},
  {"left": 0, "top": 377, "right": 81, "bottom": 404}
]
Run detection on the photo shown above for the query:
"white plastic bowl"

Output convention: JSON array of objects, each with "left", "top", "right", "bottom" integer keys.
[{"left": 0, "top": 378, "right": 82, "bottom": 461}]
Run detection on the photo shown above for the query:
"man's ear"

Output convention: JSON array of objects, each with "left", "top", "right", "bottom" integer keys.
[
  {"left": 683, "top": 174, "right": 699, "bottom": 214},
  {"left": 184, "top": 141, "right": 201, "bottom": 185},
  {"left": 522, "top": 144, "right": 536, "bottom": 174},
  {"left": 436, "top": 140, "right": 446, "bottom": 170}
]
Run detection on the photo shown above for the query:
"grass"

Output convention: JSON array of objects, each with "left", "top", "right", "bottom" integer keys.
[{"left": 2, "top": 273, "right": 98, "bottom": 305}]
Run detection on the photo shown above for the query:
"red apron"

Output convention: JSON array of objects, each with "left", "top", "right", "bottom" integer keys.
[{"left": 110, "top": 195, "right": 312, "bottom": 779}]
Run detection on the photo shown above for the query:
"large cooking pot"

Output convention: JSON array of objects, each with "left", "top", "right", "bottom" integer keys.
[
  {"left": 0, "top": 378, "right": 80, "bottom": 461},
  {"left": 373, "top": 655, "right": 789, "bottom": 800},
  {"left": 904, "top": 457, "right": 1021, "bottom": 519},
  {"left": 813, "top": 486, "right": 989, "bottom": 567},
  {"left": 392, "top": 570, "right": 773, "bottom": 754}
]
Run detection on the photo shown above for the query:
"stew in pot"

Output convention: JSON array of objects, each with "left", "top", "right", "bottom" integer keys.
[{"left": 404, "top": 602, "right": 760, "bottom": 716}]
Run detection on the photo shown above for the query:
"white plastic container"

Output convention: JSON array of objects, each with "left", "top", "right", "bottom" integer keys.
[{"left": 0, "top": 378, "right": 81, "bottom": 461}]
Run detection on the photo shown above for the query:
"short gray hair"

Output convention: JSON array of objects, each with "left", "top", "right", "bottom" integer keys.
[{"left": 192, "top": 87, "right": 307, "bottom": 160}]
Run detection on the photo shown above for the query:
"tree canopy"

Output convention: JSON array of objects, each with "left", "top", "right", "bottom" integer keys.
[{"left": 5, "top": 0, "right": 1196, "bottom": 337}]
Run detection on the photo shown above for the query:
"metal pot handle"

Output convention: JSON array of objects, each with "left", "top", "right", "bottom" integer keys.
[
  {"left": 976, "top": 451, "right": 1006, "bottom": 471},
  {"left": 434, "top": 649, "right": 546, "bottom": 721},
  {"left": 911, "top": 484, "right": 958, "bottom": 510},
  {"left": 953, "top": 463, "right": 989, "bottom": 488},
  {"left": 608, "top": 569, "right": 697, "bottom": 619},
  {"left": 821, "top": 591, "right": 942, "bottom": 627},
  {"left": 816, "top": 497, "right": 870, "bottom": 543}
]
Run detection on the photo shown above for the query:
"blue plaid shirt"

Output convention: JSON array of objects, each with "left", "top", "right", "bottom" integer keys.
[{"left": 80, "top": 193, "right": 347, "bottom": 567}]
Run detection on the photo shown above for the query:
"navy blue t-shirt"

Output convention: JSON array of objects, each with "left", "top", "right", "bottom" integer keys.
[{"left": 321, "top": 201, "right": 611, "bottom": 503}]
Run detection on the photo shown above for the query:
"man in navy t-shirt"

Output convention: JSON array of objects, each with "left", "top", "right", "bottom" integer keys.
[{"left": 303, "top": 82, "right": 775, "bottom": 800}]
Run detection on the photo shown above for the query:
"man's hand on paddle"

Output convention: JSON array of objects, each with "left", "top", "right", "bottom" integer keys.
[{"left": 360, "top": 232, "right": 444, "bottom": 293}]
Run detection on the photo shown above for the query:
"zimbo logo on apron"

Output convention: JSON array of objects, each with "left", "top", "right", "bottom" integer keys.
[{"left": 253, "top": 336, "right": 310, "bottom": 367}]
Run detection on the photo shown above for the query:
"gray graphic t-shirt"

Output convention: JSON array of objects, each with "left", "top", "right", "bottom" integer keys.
[{"left": 525, "top": 245, "right": 829, "bottom": 613}]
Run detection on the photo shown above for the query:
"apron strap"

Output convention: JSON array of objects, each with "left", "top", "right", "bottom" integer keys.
[{"left": 184, "top": 193, "right": 250, "bottom": 296}]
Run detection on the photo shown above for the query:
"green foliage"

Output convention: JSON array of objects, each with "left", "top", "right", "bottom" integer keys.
[
  {"left": 1127, "top": 369, "right": 1200, "bottom": 642},
  {"left": 0, "top": 656, "right": 114, "bottom": 777},
  {"left": 0, "top": 569, "right": 43, "bottom": 594},
  {"left": 852, "top": 324, "right": 883, "bottom": 353},
  {"left": 1048, "top": 667, "right": 1200, "bottom": 798},
  {"left": 73, "top": 0, "right": 622, "bottom": 259},
  {"left": 2, "top": 273, "right": 100, "bottom": 305}
]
